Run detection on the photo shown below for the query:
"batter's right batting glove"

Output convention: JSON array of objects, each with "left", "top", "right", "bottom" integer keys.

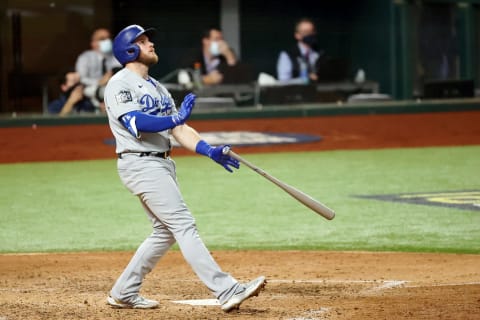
[
  {"left": 195, "top": 140, "right": 240, "bottom": 172},
  {"left": 172, "top": 93, "right": 196, "bottom": 125}
]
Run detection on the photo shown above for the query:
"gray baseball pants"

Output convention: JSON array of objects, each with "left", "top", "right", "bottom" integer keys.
[{"left": 110, "top": 154, "right": 240, "bottom": 304}]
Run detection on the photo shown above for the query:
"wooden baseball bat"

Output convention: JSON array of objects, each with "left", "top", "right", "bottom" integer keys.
[{"left": 224, "top": 148, "right": 335, "bottom": 220}]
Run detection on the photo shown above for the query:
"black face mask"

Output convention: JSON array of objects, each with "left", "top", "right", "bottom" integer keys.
[{"left": 302, "top": 34, "right": 318, "bottom": 49}]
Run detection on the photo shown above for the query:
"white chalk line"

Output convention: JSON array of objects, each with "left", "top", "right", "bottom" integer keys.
[{"left": 269, "top": 279, "right": 408, "bottom": 289}]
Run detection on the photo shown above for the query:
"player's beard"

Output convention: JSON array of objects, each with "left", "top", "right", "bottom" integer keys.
[{"left": 138, "top": 51, "right": 159, "bottom": 66}]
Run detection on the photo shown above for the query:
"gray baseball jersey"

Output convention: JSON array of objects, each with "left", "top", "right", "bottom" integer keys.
[
  {"left": 104, "top": 67, "right": 242, "bottom": 305},
  {"left": 104, "top": 68, "right": 176, "bottom": 154}
]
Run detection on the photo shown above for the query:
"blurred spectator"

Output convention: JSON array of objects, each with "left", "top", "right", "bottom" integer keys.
[
  {"left": 182, "top": 27, "right": 237, "bottom": 86},
  {"left": 277, "top": 18, "right": 322, "bottom": 83},
  {"left": 47, "top": 69, "right": 95, "bottom": 116},
  {"left": 75, "top": 28, "right": 122, "bottom": 111}
]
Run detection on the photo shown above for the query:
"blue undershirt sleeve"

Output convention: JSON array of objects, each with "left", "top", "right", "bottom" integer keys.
[{"left": 119, "top": 111, "right": 176, "bottom": 139}]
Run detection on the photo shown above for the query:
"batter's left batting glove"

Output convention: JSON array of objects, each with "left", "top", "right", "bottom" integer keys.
[{"left": 195, "top": 140, "right": 240, "bottom": 172}]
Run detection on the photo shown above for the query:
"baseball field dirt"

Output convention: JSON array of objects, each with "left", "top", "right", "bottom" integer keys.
[
  {"left": 1, "top": 251, "right": 479, "bottom": 319},
  {"left": 1, "top": 110, "right": 479, "bottom": 319}
]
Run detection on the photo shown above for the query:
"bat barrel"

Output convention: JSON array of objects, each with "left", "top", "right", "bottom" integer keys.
[{"left": 226, "top": 149, "right": 335, "bottom": 220}]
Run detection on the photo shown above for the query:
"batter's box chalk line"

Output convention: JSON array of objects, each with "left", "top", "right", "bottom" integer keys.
[
  {"left": 268, "top": 279, "right": 407, "bottom": 286},
  {"left": 361, "top": 280, "right": 407, "bottom": 294},
  {"left": 268, "top": 279, "right": 408, "bottom": 295}
]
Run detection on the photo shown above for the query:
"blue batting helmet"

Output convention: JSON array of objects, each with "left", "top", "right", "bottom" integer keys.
[{"left": 113, "top": 25, "right": 156, "bottom": 65}]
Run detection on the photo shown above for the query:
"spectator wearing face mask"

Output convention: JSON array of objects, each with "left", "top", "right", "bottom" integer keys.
[
  {"left": 182, "top": 27, "right": 237, "bottom": 86},
  {"left": 277, "top": 18, "right": 322, "bottom": 83},
  {"left": 75, "top": 28, "right": 122, "bottom": 111}
]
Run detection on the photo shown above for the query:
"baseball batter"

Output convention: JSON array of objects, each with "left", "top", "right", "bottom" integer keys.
[{"left": 103, "top": 25, "right": 266, "bottom": 312}]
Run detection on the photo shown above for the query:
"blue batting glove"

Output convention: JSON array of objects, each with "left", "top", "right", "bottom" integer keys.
[
  {"left": 196, "top": 140, "right": 240, "bottom": 173},
  {"left": 172, "top": 93, "right": 196, "bottom": 125},
  {"left": 209, "top": 145, "right": 240, "bottom": 172}
]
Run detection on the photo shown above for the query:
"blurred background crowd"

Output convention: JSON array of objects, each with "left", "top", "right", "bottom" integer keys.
[{"left": 0, "top": 0, "right": 479, "bottom": 115}]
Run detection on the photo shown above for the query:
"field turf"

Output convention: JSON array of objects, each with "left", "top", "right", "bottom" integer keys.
[{"left": 0, "top": 146, "right": 479, "bottom": 254}]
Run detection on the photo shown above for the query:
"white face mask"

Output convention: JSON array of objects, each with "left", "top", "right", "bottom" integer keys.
[
  {"left": 209, "top": 41, "right": 220, "bottom": 56},
  {"left": 99, "top": 39, "right": 112, "bottom": 54}
]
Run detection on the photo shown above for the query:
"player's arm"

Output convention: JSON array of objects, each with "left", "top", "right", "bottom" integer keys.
[
  {"left": 172, "top": 124, "right": 240, "bottom": 173},
  {"left": 119, "top": 93, "right": 196, "bottom": 138},
  {"left": 171, "top": 124, "right": 201, "bottom": 151}
]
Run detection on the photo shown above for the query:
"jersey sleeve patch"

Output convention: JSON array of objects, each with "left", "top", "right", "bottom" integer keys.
[{"left": 115, "top": 90, "right": 133, "bottom": 104}]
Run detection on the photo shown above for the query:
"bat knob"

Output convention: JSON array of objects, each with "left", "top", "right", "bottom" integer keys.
[{"left": 222, "top": 145, "right": 231, "bottom": 155}]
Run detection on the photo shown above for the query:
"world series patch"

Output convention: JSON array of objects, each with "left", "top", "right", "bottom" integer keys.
[
  {"left": 115, "top": 90, "right": 133, "bottom": 104},
  {"left": 355, "top": 190, "right": 480, "bottom": 211}
]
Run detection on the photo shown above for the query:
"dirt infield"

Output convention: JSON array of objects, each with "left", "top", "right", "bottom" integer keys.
[
  {"left": 0, "top": 251, "right": 479, "bottom": 320},
  {"left": 1, "top": 110, "right": 480, "bottom": 319},
  {"left": 0, "top": 251, "right": 480, "bottom": 320}
]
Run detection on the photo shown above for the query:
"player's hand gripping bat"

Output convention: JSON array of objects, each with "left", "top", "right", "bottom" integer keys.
[{"left": 222, "top": 147, "right": 335, "bottom": 220}]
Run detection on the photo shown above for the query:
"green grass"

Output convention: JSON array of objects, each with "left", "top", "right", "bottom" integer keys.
[{"left": 0, "top": 146, "right": 479, "bottom": 254}]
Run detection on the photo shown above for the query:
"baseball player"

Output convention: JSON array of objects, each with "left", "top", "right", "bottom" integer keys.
[{"left": 103, "top": 24, "right": 266, "bottom": 312}]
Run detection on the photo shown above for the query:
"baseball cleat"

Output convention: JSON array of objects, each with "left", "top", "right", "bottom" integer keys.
[
  {"left": 106, "top": 295, "right": 159, "bottom": 309},
  {"left": 221, "top": 276, "right": 266, "bottom": 312}
]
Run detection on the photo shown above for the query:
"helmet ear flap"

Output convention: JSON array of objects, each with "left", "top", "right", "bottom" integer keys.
[{"left": 125, "top": 43, "right": 140, "bottom": 62}]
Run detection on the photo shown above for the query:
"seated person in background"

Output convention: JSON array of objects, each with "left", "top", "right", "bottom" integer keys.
[
  {"left": 277, "top": 18, "right": 322, "bottom": 83},
  {"left": 75, "top": 28, "right": 122, "bottom": 111},
  {"left": 47, "top": 70, "right": 95, "bottom": 116},
  {"left": 183, "top": 27, "right": 237, "bottom": 86}
]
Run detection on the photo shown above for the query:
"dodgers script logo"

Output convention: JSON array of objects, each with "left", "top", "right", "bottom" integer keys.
[{"left": 139, "top": 94, "right": 173, "bottom": 115}]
